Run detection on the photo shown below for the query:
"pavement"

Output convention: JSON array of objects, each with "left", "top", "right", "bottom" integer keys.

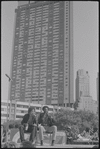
[
  {"left": 36, "top": 143, "right": 95, "bottom": 148},
  {"left": 2, "top": 142, "right": 96, "bottom": 148}
]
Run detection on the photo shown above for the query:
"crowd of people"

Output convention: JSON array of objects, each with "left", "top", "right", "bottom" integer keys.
[
  {"left": 1, "top": 106, "right": 99, "bottom": 148},
  {"left": 80, "top": 127, "right": 99, "bottom": 141},
  {"left": 65, "top": 126, "right": 99, "bottom": 144}
]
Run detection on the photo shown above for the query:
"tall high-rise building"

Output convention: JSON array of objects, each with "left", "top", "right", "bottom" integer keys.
[
  {"left": 96, "top": 72, "right": 99, "bottom": 114},
  {"left": 96, "top": 72, "right": 99, "bottom": 102},
  {"left": 75, "top": 69, "right": 90, "bottom": 103},
  {"left": 9, "top": 1, "right": 74, "bottom": 107}
]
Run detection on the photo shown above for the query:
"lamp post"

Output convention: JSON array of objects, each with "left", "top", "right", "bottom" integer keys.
[{"left": 5, "top": 74, "right": 12, "bottom": 142}]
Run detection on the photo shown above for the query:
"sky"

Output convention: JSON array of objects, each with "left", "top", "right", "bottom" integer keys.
[{"left": 1, "top": 1, "right": 99, "bottom": 102}]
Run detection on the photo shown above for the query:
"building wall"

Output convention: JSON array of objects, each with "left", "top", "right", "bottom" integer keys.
[
  {"left": 96, "top": 72, "right": 99, "bottom": 102},
  {"left": 75, "top": 77, "right": 79, "bottom": 103},
  {"left": 1, "top": 100, "right": 74, "bottom": 122},
  {"left": 1, "top": 100, "right": 10, "bottom": 124},
  {"left": 9, "top": 1, "right": 74, "bottom": 107},
  {"left": 69, "top": 1, "right": 74, "bottom": 107},
  {"left": 76, "top": 69, "right": 90, "bottom": 102},
  {"left": 1, "top": 100, "right": 55, "bottom": 122},
  {"left": 64, "top": 1, "right": 73, "bottom": 107},
  {"left": 96, "top": 72, "right": 99, "bottom": 114},
  {"left": 18, "top": 1, "right": 29, "bottom": 6},
  {"left": 77, "top": 96, "right": 98, "bottom": 114}
]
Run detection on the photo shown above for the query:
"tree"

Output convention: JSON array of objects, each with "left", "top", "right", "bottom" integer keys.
[{"left": 54, "top": 109, "right": 99, "bottom": 134}]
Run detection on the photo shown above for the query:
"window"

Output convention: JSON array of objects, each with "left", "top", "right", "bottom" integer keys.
[
  {"left": 11, "top": 109, "right": 14, "bottom": 113},
  {"left": 1, "top": 113, "right": 8, "bottom": 117},
  {"left": 17, "top": 105, "right": 23, "bottom": 108},
  {"left": 2, "top": 102, "right": 7, "bottom": 106},
  {"left": 47, "top": 95, "right": 50, "bottom": 97},
  {"left": 16, "top": 115, "right": 23, "bottom": 118},
  {"left": 1, "top": 108, "right": 6, "bottom": 111},
  {"left": 21, "top": 110, "right": 25, "bottom": 113},
  {"left": 49, "top": 108, "right": 53, "bottom": 111},
  {"left": 36, "top": 107, "right": 40, "bottom": 110}
]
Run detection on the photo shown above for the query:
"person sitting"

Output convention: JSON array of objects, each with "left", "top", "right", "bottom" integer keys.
[
  {"left": 38, "top": 106, "right": 57, "bottom": 146},
  {"left": 19, "top": 107, "right": 37, "bottom": 143},
  {"left": 81, "top": 128, "right": 91, "bottom": 139},
  {"left": 81, "top": 130, "right": 86, "bottom": 137},
  {"left": 85, "top": 127, "right": 92, "bottom": 140},
  {"left": 92, "top": 128, "right": 99, "bottom": 141},
  {"left": 65, "top": 126, "right": 73, "bottom": 144}
]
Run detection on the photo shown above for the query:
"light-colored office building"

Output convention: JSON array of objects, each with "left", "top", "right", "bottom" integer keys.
[
  {"left": 75, "top": 69, "right": 90, "bottom": 103},
  {"left": 77, "top": 96, "right": 98, "bottom": 114},
  {"left": 9, "top": 1, "right": 74, "bottom": 107}
]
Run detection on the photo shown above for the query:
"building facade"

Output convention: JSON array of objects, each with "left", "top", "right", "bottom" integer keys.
[
  {"left": 1, "top": 100, "right": 74, "bottom": 123},
  {"left": 96, "top": 72, "right": 99, "bottom": 114},
  {"left": 9, "top": 1, "right": 74, "bottom": 107},
  {"left": 77, "top": 96, "right": 98, "bottom": 114},
  {"left": 75, "top": 69, "right": 90, "bottom": 103},
  {"left": 96, "top": 72, "right": 99, "bottom": 102},
  {"left": 1, "top": 100, "right": 55, "bottom": 124}
]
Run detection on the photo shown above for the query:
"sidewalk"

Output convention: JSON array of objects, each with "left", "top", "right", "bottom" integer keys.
[
  {"left": 3, "top": 142, "right": 95, "bottom": 148},
  {"left": 36, "top": 144, "right": 94, "bottom": 148}
]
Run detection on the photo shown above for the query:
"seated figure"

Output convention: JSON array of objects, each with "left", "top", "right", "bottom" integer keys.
[
  {"left": 65, "top": 126, "right": 74, "bottom": 144},
  {"left": 38, "top": 106, "right": 57, "bottom": 146},
  {"left": 81, "top": 130, "right": 86, "bottom": 137},
  {"left": 92, "top": 130, "right": 99, "bottom": 141},
  {"left": 19, "top": 107, "right": 37, "bottom": 143}
]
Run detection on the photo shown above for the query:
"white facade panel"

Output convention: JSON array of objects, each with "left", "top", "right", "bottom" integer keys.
[{"left": 18, "top": 1, "right": 29, "bottom": 6}]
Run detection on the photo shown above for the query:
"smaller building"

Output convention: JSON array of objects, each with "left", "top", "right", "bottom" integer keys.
[
  {"left": 75, "top": 69, "right": 90, "bottom": 103},
  {"left": 96, "top": 72, "right": 99, "bottom": 114},
  {"left": 1, "top": 100, "right": 55, "bottom": 124},
  {"left": 77, "top": 96, "right": 98, "bottom": 114}
]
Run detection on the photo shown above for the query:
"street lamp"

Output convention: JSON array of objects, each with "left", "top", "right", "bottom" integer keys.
[
  {"left": 5, "top": 74, "right": 12, "bottom": 120},
  {"left": 5, "top": 74, "right": 13, "bottom": 82},
  {"left": 5, "top": 74, "right": 12, "bottom": 142}
]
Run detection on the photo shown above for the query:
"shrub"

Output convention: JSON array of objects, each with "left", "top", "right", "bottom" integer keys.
[{"left": 54, "top": 109, "right": 99, "bottom": 134}]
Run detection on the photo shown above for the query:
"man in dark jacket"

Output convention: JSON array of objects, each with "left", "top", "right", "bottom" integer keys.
[
  {"left": 38, "top": 106, "right": 57, "bottom": 146},
  {"left": 19, "top": 107, "right": 37, "bottom": 143}
]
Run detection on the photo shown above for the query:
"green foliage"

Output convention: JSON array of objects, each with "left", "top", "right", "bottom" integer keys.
[
  {"left": 54, "top": 109, "right": 99, "bottom": 134},
  {"left": 3, "top": 109, "right": 98, "bottom": 135}
]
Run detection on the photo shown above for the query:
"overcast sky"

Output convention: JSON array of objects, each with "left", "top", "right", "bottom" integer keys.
[{"left": 1, "top": 1, "right": 99, "bottom": 102}]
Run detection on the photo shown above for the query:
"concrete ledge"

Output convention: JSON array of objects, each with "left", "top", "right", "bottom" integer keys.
[
  {"left": 36, "top": 144, "right": 95, "bottom": 148},
  {"left": 36, "top": 131, "right": 66, "bottom": 145},
  {"left": 9, "top": 129, "right": 66, "bottom": 145},
  {"left": 4, "top": 142, "right": 95, "bottom": 148}
]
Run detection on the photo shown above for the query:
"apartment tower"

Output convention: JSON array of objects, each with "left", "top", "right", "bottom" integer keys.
[
  {"left": 96, "top": 72, "right": 99, "bottom": 102},
  {"left": 9, "top": 1, "right": 74, "bottom": 107}
]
